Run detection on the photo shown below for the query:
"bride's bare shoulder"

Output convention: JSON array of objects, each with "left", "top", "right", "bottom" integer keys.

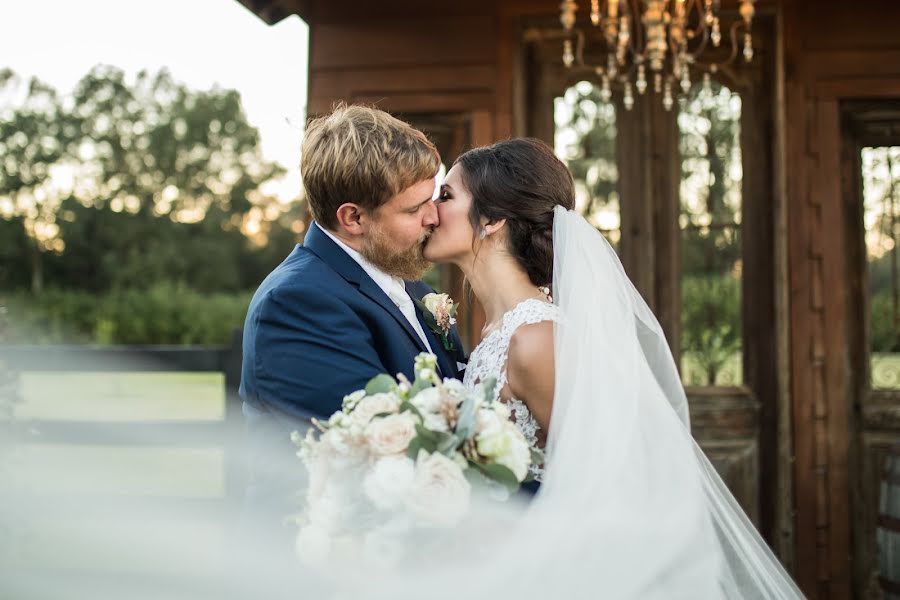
[{"left": 506, "top": 321, "right": 555, "bottom": 393}]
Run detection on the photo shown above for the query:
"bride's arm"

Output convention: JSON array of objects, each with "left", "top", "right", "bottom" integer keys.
[{"left": 506, "top": 321, "right": 555, "bottom": 433}]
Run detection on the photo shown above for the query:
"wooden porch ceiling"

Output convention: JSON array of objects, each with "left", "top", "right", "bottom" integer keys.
[{"left": 236, "top": 0, "right": 777, "bottom": 27}]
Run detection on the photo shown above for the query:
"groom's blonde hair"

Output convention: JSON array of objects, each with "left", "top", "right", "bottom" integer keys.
[{"left": 301, "top": 103, "right": 440, "bottom": 230}]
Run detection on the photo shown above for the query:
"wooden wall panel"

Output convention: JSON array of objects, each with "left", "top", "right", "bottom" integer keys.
[
  {"left": 689, "top": 388, "right": 761, "bottom": 522},
  {"left": 781, "top": 0, "right": 900, "bottom": 596},
  {"left": 311, "top": 65, "right": 497, "bottom": 98},
  {"left": 310, "top": 17, "right": 495, "bottom": 70}
]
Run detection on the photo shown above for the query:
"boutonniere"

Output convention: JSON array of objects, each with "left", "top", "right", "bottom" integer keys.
[{"left": 413, "top": 293, "right": 458, "bottom": 352}]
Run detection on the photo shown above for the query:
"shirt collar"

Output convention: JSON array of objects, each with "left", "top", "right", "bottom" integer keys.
[{"left": 319, "top": 226, "right": 406, "bottom": 296}]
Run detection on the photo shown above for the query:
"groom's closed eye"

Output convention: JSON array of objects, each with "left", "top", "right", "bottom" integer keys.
[{"left": 405, "top": 197, "right": 433, "bottom": 214}]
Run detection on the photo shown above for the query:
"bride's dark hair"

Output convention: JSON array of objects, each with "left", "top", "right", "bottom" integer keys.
[{"left": 454, "top": 138, "right": 576, "bottom": 288}]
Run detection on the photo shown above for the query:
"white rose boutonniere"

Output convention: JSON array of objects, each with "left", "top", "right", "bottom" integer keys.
[{"left": 414, "top": 292, "right": 459, "bottom": 352}]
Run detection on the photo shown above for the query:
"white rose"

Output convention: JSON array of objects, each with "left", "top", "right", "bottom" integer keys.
[
  {"left": 319, "top": 428, "right": 367, "bottom": 470},
  {"left": 491, "top": 400, "right": 511, "bottom": 420},
  {"left": 410, "top": 387, "right": 450, "bottom": 432},
  {"left": 295, "top": 523, "right": 332, "bottom": 567},
  {"left": 410, "top": 387, "right": 441, "bottom": 413},
  {"left": 365, "top": 412, "right": 417, "bottom": 456},
  {"left": 422, "top": 293, "right": 450, "bottom": 315},
  {"left": 362, "top": 455, "right": 416, "bottom": 510},
  {"left": 422, "top": 411, "right": 450, "bottom": 433},
  {"left": 475, "top": 405, "right": 505, "bottom": 435},
  {"left": 351, "top": 392, "right": 400, "bottom": 427},
  {"left": 476, "top": 421, "right": 531, "bottom": 481},
  {"left": 406, "top": 451, "right": 471, "bottom": 527}
]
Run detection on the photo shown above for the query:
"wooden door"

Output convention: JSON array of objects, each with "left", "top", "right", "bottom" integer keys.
[{"left": 841, "top": 101, "right": 900, "bottom": 598}]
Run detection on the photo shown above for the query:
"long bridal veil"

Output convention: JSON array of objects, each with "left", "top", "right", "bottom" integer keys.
[{"left": 541, "top": 205, "right": 804, "bottom": 599}]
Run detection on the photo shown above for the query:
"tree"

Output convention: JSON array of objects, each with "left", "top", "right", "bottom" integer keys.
[
  {"left": 554, "top": 81, "right": 619, "bottom": 244},
  {"left": 0, "top": 66, "right": 294, "bottom": 293},
  {"left": 0, "top": 69, "right": 72, "bottom": 292},
  {"left": 678, "top": 81, "right": 744, "bottom": 385}
]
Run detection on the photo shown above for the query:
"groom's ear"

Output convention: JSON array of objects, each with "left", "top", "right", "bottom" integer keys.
[{"left": 335, "top": 203, "right": 366, "bottom": 236}]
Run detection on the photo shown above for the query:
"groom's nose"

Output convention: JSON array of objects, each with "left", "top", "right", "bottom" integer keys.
[{"left": 422, "top": 199, "right": 439, "bottom": 227}]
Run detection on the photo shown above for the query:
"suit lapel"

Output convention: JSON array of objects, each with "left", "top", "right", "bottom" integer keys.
[
  {"left": 304, "top": 222, "right": 429, "bottom": 354},
  {"left": 357, "top": 278, "right": 429, "bottom": 354}
]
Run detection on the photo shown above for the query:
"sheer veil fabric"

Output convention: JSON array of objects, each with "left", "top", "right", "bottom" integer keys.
[
  {"left": 535, "top": 206, "right": 804, "bottom": 599},
  {"left": 230, "top": 207, "right": 807, "bottom": 600}
]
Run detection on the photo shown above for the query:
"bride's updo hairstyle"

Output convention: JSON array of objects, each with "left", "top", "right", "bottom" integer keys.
[{"left": 455, "top": 138, "right": 576, "bottom": 288}]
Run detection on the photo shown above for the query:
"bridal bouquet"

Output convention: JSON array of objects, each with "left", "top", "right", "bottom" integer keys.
[{"left": 292, "top": 353, "right": 538, "bottom": 567}]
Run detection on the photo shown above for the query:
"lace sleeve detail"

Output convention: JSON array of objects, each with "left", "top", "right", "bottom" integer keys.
[{"left": 462, "top": 299, "right": 560, "bottom": 482}]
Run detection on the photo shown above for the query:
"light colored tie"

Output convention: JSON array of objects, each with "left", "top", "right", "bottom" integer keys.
[{"left": 386, "top": 281, "right": 434, "bottom": 354}]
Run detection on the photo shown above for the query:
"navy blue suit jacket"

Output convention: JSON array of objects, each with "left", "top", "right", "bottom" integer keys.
[
  {"left": 240, "top": 222, "right": 467, "bottom": 430},
  {"left": 236, "top": 223, "right": 469, "bottom": 560}
]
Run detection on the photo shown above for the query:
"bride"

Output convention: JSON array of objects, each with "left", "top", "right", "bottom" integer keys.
[{"left": 416, "top": 138, "right": 804, "bottom": 599}]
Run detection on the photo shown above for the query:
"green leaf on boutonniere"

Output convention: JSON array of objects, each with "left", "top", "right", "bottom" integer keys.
[
  {"left": 412, "top": 298, "right": 439, "bottom": 330},
  {"left": 412, "top": 297, "right": 455, "bottom": 352}
]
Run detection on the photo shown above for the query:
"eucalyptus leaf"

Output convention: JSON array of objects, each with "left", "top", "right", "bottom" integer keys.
[
  {"left": 481, "top": 377, "right": 498, "bottom": 404},
  {"left": 399, "top": 401, "right": 423, "bottom": 420},
  {"left": 365, "top": 374, "right": 397, "bottom": 396},
  {"left": 415, "top": 423, "right": 439, "bottom": 443},
  {"left": 406, "top": 437, "right": 423, "bottom": 459},
  {"left": 408, "top": 378, "right": 431, "bottom": 398},
  {"left": 455, "top": 394, "right": 477, "bottom": 440},
  {"left": 473, "top": 462, "right": 520, "bottom": 492},
  {"left": 436, "top": 432, "right": 462, "bottom": 454}
]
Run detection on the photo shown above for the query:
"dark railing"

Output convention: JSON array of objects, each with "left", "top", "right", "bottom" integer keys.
[{"left": 0, "top": 329, "right": 246, "bottom": 500}]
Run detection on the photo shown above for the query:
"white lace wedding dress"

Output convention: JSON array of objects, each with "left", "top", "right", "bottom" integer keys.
[{"left": 462, "top": 298, "right": 560, "bottom": 483}]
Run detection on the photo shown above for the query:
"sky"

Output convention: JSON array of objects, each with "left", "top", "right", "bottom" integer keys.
[{"left": 1, "top": 0, "right": 309, "bottom": 202}]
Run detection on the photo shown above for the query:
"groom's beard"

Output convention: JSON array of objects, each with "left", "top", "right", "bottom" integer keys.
[{"left": 360, "top": 225, "right": 433, "bottom": 281}]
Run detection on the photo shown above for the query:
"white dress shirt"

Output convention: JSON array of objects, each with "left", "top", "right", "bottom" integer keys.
[{"left": 320, "top": 226, "right": 435, "bottom": 354}]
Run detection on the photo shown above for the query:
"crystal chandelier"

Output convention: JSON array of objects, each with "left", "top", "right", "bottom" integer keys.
[{"left": 559, "top": 0, "right": 756, "bottom": 110}]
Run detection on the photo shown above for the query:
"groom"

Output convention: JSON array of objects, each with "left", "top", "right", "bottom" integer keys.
[{"left": 239, "top": 104, "right": 466, "bottom": 515}]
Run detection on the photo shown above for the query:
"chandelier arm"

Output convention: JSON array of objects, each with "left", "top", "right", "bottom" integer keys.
[
  {"left": 688, "top": 17, "right": 712, "bottom": 60},
  {"left": 681, "top": 0, "right": 710, "bottom": 64},
  {"left": 575, "top": 28, "right": 587, "bottom": 67},
  {"left": 627, "top": 0, "right": 644, "bottom": 55},
  {"left": 719, "top": 19, "right": 745, "bottom": 67}
]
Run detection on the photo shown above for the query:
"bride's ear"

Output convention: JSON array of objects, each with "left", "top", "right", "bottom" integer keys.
[
  {"left": 335, "top": 203, "right": 366, "bottom": 236},
  {"left": 482, "top": 218, "right": 506, "bottom": 238}
]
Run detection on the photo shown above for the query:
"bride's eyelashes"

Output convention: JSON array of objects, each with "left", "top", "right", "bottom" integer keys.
[{"left": 436, "top": 190, "right": 452, "bottom": 203}]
